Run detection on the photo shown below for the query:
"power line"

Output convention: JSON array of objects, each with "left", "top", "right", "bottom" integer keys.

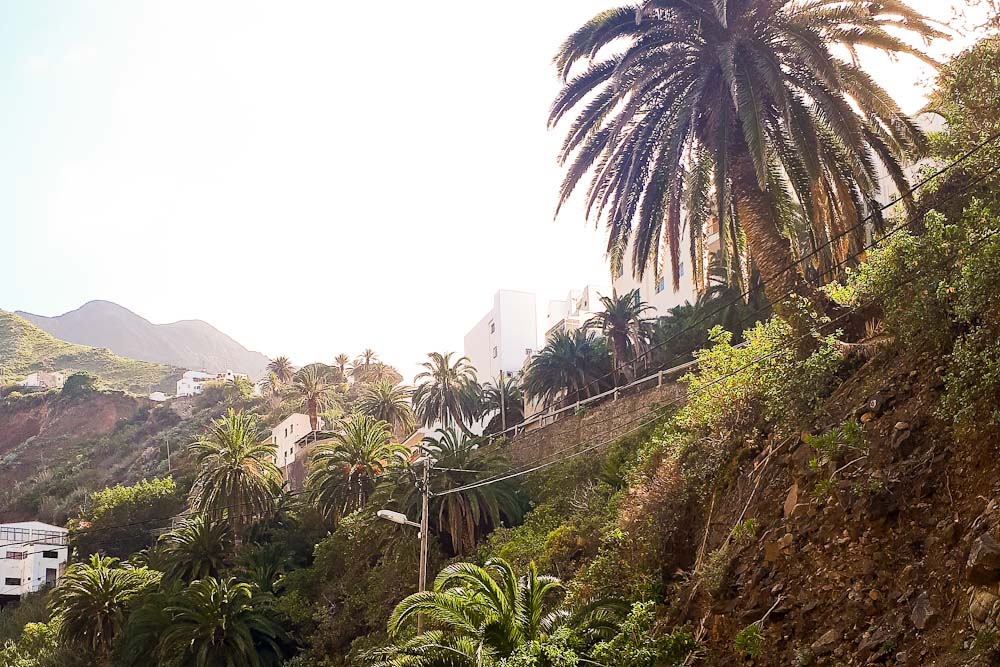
[
  {"left": 481, "top": 146, "right": 1000, "bottom": 448},
  {"left": 440, "top": 212, "right": 1000, "bottom": 497}
]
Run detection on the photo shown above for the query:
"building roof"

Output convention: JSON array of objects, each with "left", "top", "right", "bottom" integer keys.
[{"left": 1, "top": 521, "right": 68, "bottom": 533}]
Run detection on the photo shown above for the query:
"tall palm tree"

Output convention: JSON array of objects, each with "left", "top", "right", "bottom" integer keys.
[
  {"left": 306, "top": 414, "right": 407, "bottom": 521},
  {"left": 50, "top": 555, "right": 160, "bottom": 664},
  {"left": 334, "top": 353, "right": 353, "bottom": 379},
  {"left": 156, "top": 515, "right": 231, "bottom": 583},
  {"left": 258, "top": 371, "right": 284, "bottom": 410},
  {"left": 585, "top": 289, "right": 655, "bottom": 382},
  {"left": 523, "top": 330, "right": 613, "bottom": 407},
  {"left": 290, "top": 366, "right": 336, "bottom": 431},
  {"left": 371, "top": 559, "right": 621, "bottom": 666},
  {"left": 186, "top": 409, "right": 283, "bottom": 537},
  {"left": 157, "top": 578, "right": 285, "bottom": 667},
  {"left": 551, "top": 0, "right": 941, "bottom": 311},
  {"left": 408, "top": 429, "right": 522, "bottom": 555},
  {"left": 413, "top": 352, "right": 481, "bottom": 436},
  {"left": 353, "top": 348, "right": 380, "bottom": 376},
  {"left": 481, "top": 373, "right": 525, "bottom": 434},
  {"left": 357, "top": 380, "right": 417, "bottom": 436},
  {"left": 266, "top": 357, "right": 295, "bottom": 385}
]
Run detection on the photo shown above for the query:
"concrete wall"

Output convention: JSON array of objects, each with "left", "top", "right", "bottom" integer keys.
[
  {"left": 504, "top": 381, "right": 686, "bottom": 466},
  {"left": 464, "top": 290, "right": 538, "bottom": 382}
]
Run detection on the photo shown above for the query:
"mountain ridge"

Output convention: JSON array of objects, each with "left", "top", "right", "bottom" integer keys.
[{"left": 16, "top": 300, "right": 270, "bottom": 378}]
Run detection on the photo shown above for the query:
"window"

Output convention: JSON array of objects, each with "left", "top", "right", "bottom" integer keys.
[
  {"left": 284, "top": 428, "right": 288, "bottom": 438},
  {"left": 4, "top": 578, "right": 20, "bottom": 586},
  {"left": 678, "top": 261, "right": 685, "bottom": 277},
  {"left": 42, "top": 550, "right": 58, "bottom": 559},
  {"left": 290, "top": 424, "right": 294, "bottom": 434},
  {"left": 492, "top": 347, "right": 498, "bottom": 359},
  {"left": 656, "top": 277, "right": 665, "bottom": 294},
  {"left": 489, "top": 321, "right": 495, "bottom": 334},
  {"left": 5, "top": 551, "right": 25, "bottom": 560},
  {"left": 45, "top": 569, "right": 57, "bottom": 585}
]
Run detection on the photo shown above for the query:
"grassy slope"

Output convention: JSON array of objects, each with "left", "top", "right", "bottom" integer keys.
[{"left": 0, "top": 310, "right": 182, "bottom": 393}]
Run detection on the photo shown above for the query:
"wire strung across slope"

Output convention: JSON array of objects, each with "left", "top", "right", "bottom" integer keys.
[
  {"left": 439, "top": 208, "right": 1000, "bottom": 498},
  {"left": 558, "top": 130, "right": 1000, "bottom": 394},
  {"left": 481, "top": 145, "right": 1000, "bottom": 447}
]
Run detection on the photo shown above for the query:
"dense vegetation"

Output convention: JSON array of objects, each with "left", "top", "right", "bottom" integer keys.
[{"left": 5, "top": 3, "right": 1000, "bottom": 666}]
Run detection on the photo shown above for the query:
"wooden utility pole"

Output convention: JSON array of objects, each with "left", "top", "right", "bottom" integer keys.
[{"left": 417, "top": 457, "right": 430, "bottom": 633}]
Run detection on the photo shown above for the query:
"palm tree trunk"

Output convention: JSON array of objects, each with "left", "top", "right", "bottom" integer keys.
[
  {"left": 731, "top": 150, "right": 825, "bottom": 316},
  {"left": 308, "top": 398, "right": 318, "bottom": 431}
]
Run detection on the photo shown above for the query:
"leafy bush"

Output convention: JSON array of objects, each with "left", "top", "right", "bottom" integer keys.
[
  {"left": 61, "top": 372, "right": 100, "bottom": 399},
  {"left": 678, "top": 317, "right": 843, "bottom": 439},
  {"left": 70, "top": 477, "right": 183, "bottom": 558},
  {"left": 591, "top": 602, "right": 697, "bottom": 667},
  {"left": 734, "top": 621, "right": 765, "bottom": 658}
]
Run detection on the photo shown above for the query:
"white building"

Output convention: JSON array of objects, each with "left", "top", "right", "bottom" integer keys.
[
  {"left": 148, "top": 392, "right": 169, "bottom": 402},
  {"left": 0, "top": 522, "right": 68, "bottom": 599},
  {"left": 267, "top": 413, "right": 317, "bottom": 470},
  {"left": 18, "top": 372, "right": 66, "bottom": 390},
  {"left": 176, "top": 369, "right": 249, "bottom": 397},
  {"left": 463, "top": 290, "right": 538, "bottom": 383},
  {"left": 545, "top": 285, "right": 611, "bottom": 341}
]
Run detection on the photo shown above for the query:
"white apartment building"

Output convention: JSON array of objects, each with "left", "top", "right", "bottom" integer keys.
[
  {"left": 176, "top": 369, "right": 248, "bottom": 397},
  {"left": 464, "top": 290, "right": 538, "bottom": 383},
  {"left": 18, "top": 372, "right": 66, "bottom": 390},
  {"left": 0, "top": 522, "right": 68, "bottom": 599},
  {"left": 268, "top": 412, "right": 316, "bottom": 470},
  {"left": 545, "top": 285, "right": 611, "bottom": 341}
]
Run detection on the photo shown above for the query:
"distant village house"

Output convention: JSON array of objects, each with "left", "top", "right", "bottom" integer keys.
[{"left": 17, "top": 372, "right": 66, "bottom": 390}]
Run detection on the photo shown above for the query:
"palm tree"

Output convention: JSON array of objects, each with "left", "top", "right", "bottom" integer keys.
[
  {"left": 413, "top": 352, "right": 481, "bottom": 436},
  {"left": 585, "top": 289, "right": 655, "bottom": 382},
  {"left": 258, "top": 371, "right": 284, "bottom": 410},
  {"left": 266, "top": 357, "right": 295, "bottom": 385},
  {"left": 371, "top": 559, "right": 621, "bottom": 666},
  {"left": 157, "top": 578, "right": 285, "bottom": 667},
  {"left": 407, "top": 429, "right": 522, "bottom": 555},
  {"left": 186, "top": 409, "right": 283, "bottom": 537},
  {"left": 156, "top": 515, "right": 230, "bottom": 583},
  {"left": 523, "top": 330, "right": 613, "bottom": 407},
  {"left": 50, "top": 555, "right": 160, "bottom": 663},
  {"left": 551, "top": 0, "right": 941, "bottom": 311},
  {"left": 306, "top": 414, "right": 407, "bottom": 521},
  {"left": 334, "top": 353, "right": 353, "bottom": 378},
  {"left": 357, "top": 380, "right": 417, "bottom": 436},
  {"left": 290, "top": 366, "right": 337, "bottom": 431},
  {"left": 239, "top": 543, "right": 288, "bottom": 595},
  {"left": 481, "top": 373, "right": 525, "bottom": 434},
  {"left": 353, "top": 348, "right": 379, "bottom": 376}
]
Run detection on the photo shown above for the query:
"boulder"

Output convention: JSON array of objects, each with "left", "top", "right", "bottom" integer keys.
[
  {"left": 911, "top": 592, "right": 936, "bottom": 631},
  {"left": 967, "top": 533, "right": 1000, "bottom": 585}
]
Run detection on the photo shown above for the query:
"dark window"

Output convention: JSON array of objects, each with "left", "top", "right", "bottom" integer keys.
[
  {"left": 679, "top": 261, "right": 685, "bottom": 277},
  {"left": 490, "top": 321, "right": 495, "bottom": 334},
  {"left": 5, "top": 551, "right": 25, "bottom": 560},
  {"left": 656, "top": 277, "right": 665, "bottom": 294},
  {"left": 4, "top": 578, "right": 21, "bottom": 586},
  {"left": 492, "top": 347, "right": 498, "bottom": 359},
  {"left": 42, "top": 550, "right": 58, "bottom": 559},
  {"left": 45, "top": 568, "right": 57, "bottom": 585}
]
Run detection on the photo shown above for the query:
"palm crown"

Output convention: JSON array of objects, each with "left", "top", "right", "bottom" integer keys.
[
  {"left": 552, "top": 0, "right": 942, "bottom": 308},
  {"left": 413, "top": 352, "right": 481, "bottom": 436}
]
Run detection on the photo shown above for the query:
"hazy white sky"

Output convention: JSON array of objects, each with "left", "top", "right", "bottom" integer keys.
[{"left": 0, "top": 1, "right": 986, "bottom": 381}]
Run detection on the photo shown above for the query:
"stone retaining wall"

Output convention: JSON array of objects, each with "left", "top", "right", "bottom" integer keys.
[{"left": 504, "top": 382, "right": 686, "bottom": 465}]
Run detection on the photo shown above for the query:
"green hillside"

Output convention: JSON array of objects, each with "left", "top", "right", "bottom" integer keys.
[{"left": 0, "top": 310, "right": 182, "bottom": 393}]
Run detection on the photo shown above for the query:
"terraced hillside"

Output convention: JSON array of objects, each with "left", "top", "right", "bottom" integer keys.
[{"left": 0, "top": 310, "right": 182, "bottom": 393}]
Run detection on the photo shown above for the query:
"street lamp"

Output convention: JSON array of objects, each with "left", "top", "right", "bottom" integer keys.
[
  {"left": 376, "top": 509, "right": 420, "bottom": 529},
  {"left": 377, "top": 456, "right": 431, "bottom": 632}
]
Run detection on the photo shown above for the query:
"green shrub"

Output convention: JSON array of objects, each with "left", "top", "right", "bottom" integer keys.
[
  {"left": 733, "top": 621, "right": 765, "bottom": 658},
  {"left": 61, "top": 372, "right": 99, "bottom": 399},
  {"left": 591, "top": 601, "right": 697, "bottom": 667},
  {"left": 70, "top": 477, "right": 182, "bottom": 558}
]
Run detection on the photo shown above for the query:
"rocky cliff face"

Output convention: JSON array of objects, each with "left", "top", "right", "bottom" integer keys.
[{"left": 679, "top": 354, "right": 1000, "bottom": 665}]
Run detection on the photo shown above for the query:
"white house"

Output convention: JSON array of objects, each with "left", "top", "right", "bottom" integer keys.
[
  {"left": 176, "top": 369, "right": 249, "bottom": 397},
  {"left": 267, "top": 413, "right": 316, "bottom": 470},
  {"left": 18, "top": 372, "right": 66, "bottom": 390},
  {"left": 463, "top": 290, "right": 538, "bottom": 383},
  {"left": 0, "top": 522, "right": 68, "bottom": 599},
  {"left": 545, "top": 285, "right": 611, "bottom": 341},
  {"left": 148, "top": 392, "right": 169, "bottom": 402}
]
